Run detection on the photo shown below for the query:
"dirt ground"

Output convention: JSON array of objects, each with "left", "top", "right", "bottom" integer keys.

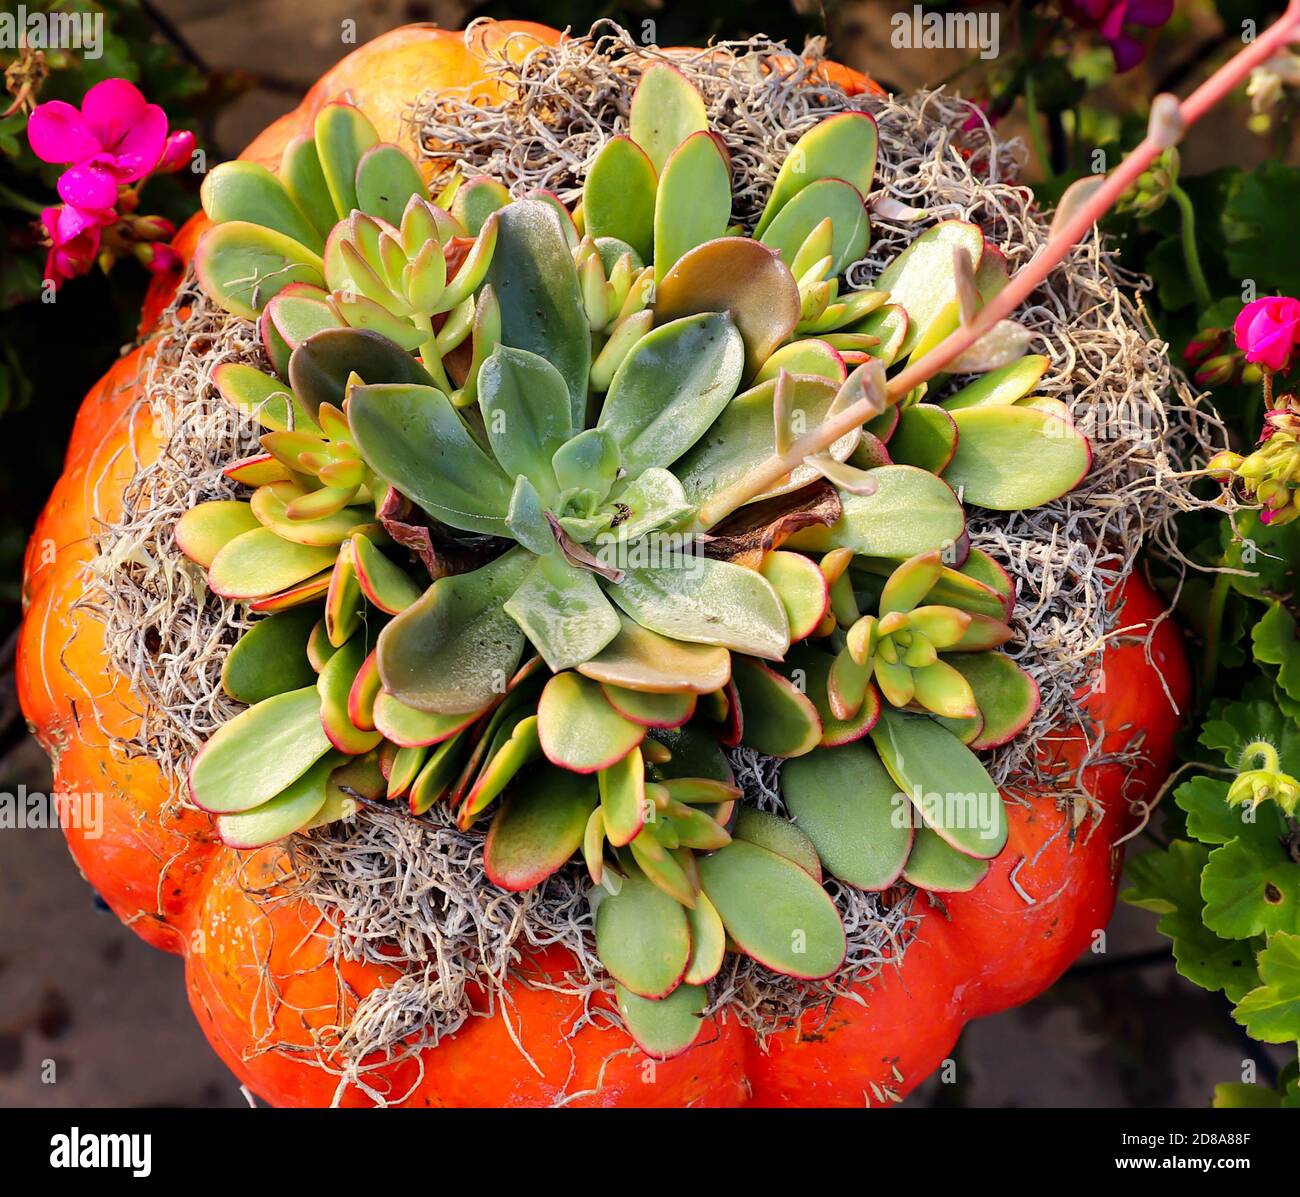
[{"left": 0, "top": 0, "right": 1289, "bottom": 1108}]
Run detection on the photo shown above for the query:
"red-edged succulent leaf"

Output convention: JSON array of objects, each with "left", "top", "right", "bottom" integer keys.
[
  {"left": 730, "top": 657, "right": 822, "bottom": 757},
  {"left": 483, "top": 766, "right": 598, "bottom": 891},
  {"left": 595, "top": 870, "right": 691, "bottom": 999},
  {"left": 372, "top": 690, "right": 487, "bottom": 748},
  {"left": 733, "top": 807, "right": 822, "bottom": 881},
  {"left": 759, "top": 550, "right": 830, "bottom": 641},
  {"left": 947, "top": 652, "right": 1040, "bottom": 748},
  {"left": 176, "top": 501, "right": 260, "bottom": 568},
  {"left": 538, "top": 672, "right": 646, "bottom": 773}
]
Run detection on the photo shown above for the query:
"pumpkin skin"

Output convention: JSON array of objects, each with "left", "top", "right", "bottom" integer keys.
[{"left": 17, "top": 23, "right": 1188, "bottom": 1107}]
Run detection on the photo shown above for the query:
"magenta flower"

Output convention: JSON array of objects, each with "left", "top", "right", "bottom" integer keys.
[
  {"left": 40, "top": 204, "right": 114, "bottom": 287},
  {"left": 1234, "top": 296, "right": 1300, "bottom": 373},
  {"left": 27, "top": 79, "right": 169, "bottom": 212},
  {"left": 157, "top": 129, "right": 197, "bottom": 174},
  {"left": 1068, "top": 0, "right": 1174, "bottom": 73}
]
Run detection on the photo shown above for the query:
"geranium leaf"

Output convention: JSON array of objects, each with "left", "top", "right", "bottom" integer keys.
[
  {"left": 484, "top": 765, "right": 598, "bottom": 891},
  {"left": 1202, "top": 837, "right": 1300, "bottom": 940},
  {"left": 1232, "top": 931, "right": 1300, "bottom": 1044},
  {"left": 190, "top": 686, "right": 332, "bottom": 813},
  {"left": 697, "top": 839, "right": 846, "bottom": 979},
  {"left": 487, "top": 198, "right": 591, "bottom": 426},
  {"left": 782, "top": 741, "right": 912, "bottom": 890},
  {"left": 945, "top": 405, "right": 1091, "bottom": 510},
  {"left": 598, "top": 312, "right": 744, "bottom": 477},
  {"left": 377, "top": 549, "right": 530, "bottom": 715},
  {"left": 504, "top": 553, "right": 621, "bottom": 672},
  {"left": 1253, "top": 602, "right": 1300, "bottom": 706}
]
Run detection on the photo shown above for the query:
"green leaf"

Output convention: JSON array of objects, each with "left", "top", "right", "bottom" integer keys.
[
  {"left": 629, "top": 61, "right": 709, "bottom": 175},
  {"left": 946, "top": 652, "right": 1039, "bottom": 749},
  {"left": 1201, "top": 697, "right": 1300, "bottom": 777},
  {"left": 584, "top": 136, "right": 657, "bottom": 263},
  {"left": 607, "top": 468, "right": 692, "bottom": 542},
  {"left": 1233, "top": 931, "right": 1300, "bottom": 1043},
  {"left": 249, "top": 482, "right": 372, "bottom": 548},
  {"left": 869, "top": 220, "right": 983, "bottom": 357},
  {"left": 487, "top": 198, "right": 592, "bottom": 426},
  {"left": 941, "top": 355, "right": 1050, "bottom": 410},
  {"left": 351, "top": 533, "right": 421, "bottom": 614},
  {"left": 902, "top": 826, "right": 990, "bottom": 892},
  {"left": 207, "top": 528, "right": 337, "bottom": 601},
  {"left": 596, "top": 872, "right": 692, "bottom": 998},
  {"left": 576, "top": 612, "right": 732, "bottom": 695},
  {"left": 945, "top": 405, "right": 1090, "bottom": 510},
  {"left": 759, "top": 178, "right": 870, "bottom": 277},
  {"left": 537, "top": 671, "right": 645, "bottom": 772},
  {"left": 683, "top": 892, "right": 726, "bottom": 984},
  {"left": 598, "top": 746, "right": 646, "bottom": 847},
  {"left": 1253, "top": 602, "right": 1300, "bottom": 708},
  {"left": 608, "top": 553, "right": 790, "bottom": 659},
  {"left": 782, "top": 742, "right": 912, "bottom": 889},
  {"left": 598, "top": 312, "right": 744, "bottom": 477},
  {"left": 785, "top": 465, "right": 965, "bottom": 560},
  {"left": 190, "top": 686, "right": 332, "bottom": 814},
  {"left": 221, "top": 607, "right": 319, "bottom": 704},
  {"left": 733, "top": 808, "right": 822, "bottom": 880},
  {"left": 888, "top": 404, "right": 957, "bottom": 474},
  {"left": 314, "top": 102, "right": 379, "bottom": 220},
  {"left": 754, "top": 113, "right": 878, "bottom": 239},
  {"left": 280, "top": 134, "right": 339, "bottom": 241},
  {"left": 553, "top": 428, "right": 622, "bottom": 501},
  {"left": 869, "top": 707, "right": 1007, "bottom": 858},
  {"left": 1202, "top": 836, "right": 1300, "bottom": 940},
  {"left": 1224, "top": 163, "right": 1300, "bottom": 297},
  {"left": 372, "top": 691, "right": 482, "bottom": 748},
  {"left": 377, "top": 549, "right": 530, "bottom": 715},
  {"left": 216, "top": 753, "right": 338, "bottom": 847},
  {"left": 202, "top": 160, "right": 325, "bottom": 253},
  {"left": 1124, "top": 841, "right": 1263, "bottom": 1001},
  {"left": 194, "top": 221, "right": 325, "bottom": 320},
  {"left": 288, "top": 326, "right": 430, "bottom": 418},
  {"left": 653, "top": 131, "right": 731, "bottom": 282},
  {"left": 602, "top": 685, "right": 695, "bottom": 729},
  {"left": 459, "top": 714, "right": 543, "bottom": 824},
  {"left": 479, "top": 345, "right": 575, "bottom": 497},
  {"left": 484, "top": 765, "right": 598, "bottom": 890},
  {"left": 505, "top": 553, "right": 621, "bottom": 672},
  {"left": 616, "top": 982, "right": 708, "bottom": 1059},
  {"left": 175, "top": 500, "right": 261, "bottom": 568},
  {"left": 731, "top": 657, "right": 823, "bottom": 757},
  {"left": 354, "top": 143, "right": 428, "bottom": 227},
  {"left": 318, "top": 631, "right": 383, "bottom": 755},
  {"left": 697, "top": 840, "right": 846, "bottom": 979},
  {"left": 451, "top": 176, "right": 511, "bottom": 236},
  {"left": 1175, "top": 775, "right": 1283, "bottom": 847},
  {"left": 348, "top": 381, "right": 513, "bottom": 535}
]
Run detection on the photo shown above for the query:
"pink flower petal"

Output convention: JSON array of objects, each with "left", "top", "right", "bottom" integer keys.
[
  {"left": 27, "top": 100, "right": 100, "bottom": 164},
  {"left": 80, "top": 78, "right": 149, "bottom": 149},
  {"left": 56, "top": 161, "right": 120, "bottom": 211},
  {"left": 1126, "top": 0, "right": 1174, "bottom": 28},
  {"left": 110, "top": 103, "right": 169, "bottom": 179},
  {"left": 157, "top": 129, "right": 197, "bottom": 173}
]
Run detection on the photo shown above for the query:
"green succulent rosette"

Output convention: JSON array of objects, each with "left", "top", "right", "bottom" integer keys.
[{"left": 178, "top": 64, "right": 1090, "bottom": 1057}]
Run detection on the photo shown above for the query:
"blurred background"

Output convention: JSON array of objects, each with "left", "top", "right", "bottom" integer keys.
[{"left": 1, "top": 0, "right": 1296, "bottom": 1107}]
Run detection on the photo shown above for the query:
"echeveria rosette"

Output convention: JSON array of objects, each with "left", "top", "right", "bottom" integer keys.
[{"left": 181, "top": 64, "right": 1094, "bottom": 1058}]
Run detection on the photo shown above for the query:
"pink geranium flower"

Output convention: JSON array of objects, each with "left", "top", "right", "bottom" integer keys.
[
  {"left": 40, "top": 203, "right": 114, "bottom": 286},
  {"left": 1234, "top": 296, "right": 1300, "bottom": 373},
  {"left": 27, "top": 79, "right": 169, "bottom": 211},
  {"left": 1068, "top": 0, "right": 1174, "bottom": 73}
]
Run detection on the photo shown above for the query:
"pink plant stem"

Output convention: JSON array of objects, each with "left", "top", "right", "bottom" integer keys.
[
  {"left": 695, "top": 3, "right": 1300, "bottom": 530},
  {"left": 886, "top": 0, "right": 1300, "bottom": 401}
]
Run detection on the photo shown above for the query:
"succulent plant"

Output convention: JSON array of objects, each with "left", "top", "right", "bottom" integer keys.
[{"left": 177, "top": 66, "right": 1093, "bottom": 1057}]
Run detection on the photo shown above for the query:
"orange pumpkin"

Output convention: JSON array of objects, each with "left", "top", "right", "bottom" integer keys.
[{"left": 18, "top": 22, "right": 1188, "bottom": 1107}]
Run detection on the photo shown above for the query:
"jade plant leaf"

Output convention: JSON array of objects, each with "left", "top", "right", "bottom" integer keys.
[
  {"left": 487, "top": 198, "right": 592, "bottom": 426},
  {"left": 504, "top": 554, "right": 622, "bottom": 673},
  {"left": 458, "top": 714, "right": 543, "bottom": 825},
  {"left": 190, "top": 686, "right": 333, "bottom": 813},
  {"left": 731, "top": 657, "right": 822, "bottom": 757},
  {"left": 577, "top": 612, "right": 732, "bottom": 695},
  {"left": 584, "top": 135, "right": 657, "bottom": 263},
  {"left": 315, "top": 102, "right": 379, "bottom": 219},
  {"left": 350, "top": 533, "right": 421, "bottom": 614},
  {"left": 249, "top": 483, "right": 372, "bottom": 548},
  {"left": 207, "top": 527, "right": 338, "bottom": 601},
  {"left": 479, "top": 346, "right": 575, "bottom": 496},
  {"left": 410, "top": 732, "right": 472, "bottom": 815},
  {"left": 348, "top": 381, "right": 513, "bottom": 535},
  {"left": 608, "top": 554, "right": 790, "bottom": 660},
  {"left": 653, "top": 132, "right": 731, "bottom": 282},
  {"left": 318, "top": 633, "right": 383, "bottom": 755},
  {"left": 869, "top": 707, "right": 1007, "bottom": 859},
  {"left": 629, "top": 61, "right": 709, "bottom": 174},
  {"left": 217, "top": 753, "right": 339, "bottom": 848},
  {"left": 653, "top": 238, "right": 801, "bottom": 378},
  {"left": 288, "top": 326, "right": 431, "bottom": 418},
  {"left": 377, "top": 549, "right": 531, "bottom": 715},
  {"left": 887, "top": 404, "right": 958, "bottom": 474},
  {"left": 854, "top": 303, "right": 909, "bottom": 366},
  {"left": 873, "top": 221, "right": 984, "bottom": 358},
  {"left": 354, "top": 142, "right": 428, "bottom": 227},
  {"left": 902, "top": 826, "right": 991, "bottom": 892},
  {"left": 697, "top": 839, "right": 846, "bottom": 979},
  {"left": 213, "top": 362, "right": 313, "bottom": 432},
  {"left": 280, "top": 134, "right": 337, "bottom": 241},
  {"left": 945, "top": 405, "right": 1091, "bottom": 510},
  {"left": 782, "top": 742, "right": 913, "bottom": 890},
  {"left": 601, "top": 684, "right": 696, "bottom": 729},
  {"left": 266, "top": 289, "right": 340, "bottom": 357},
  {"left": 733, "top": 807, "right": 822, "bottom": 880},
  {"left": 537, "top": 671, "right": 645, "bottom": 772},
  {"left": 754, "top": 112, "right": 878, "bottom": 238},
  {"left": 599, "top": 745, "right": 646, "bottom": 846},
  {"left": 175, "top": 500, "right": 261, "bottom": 568},
  {"left": 755, "top": 339, "right": 847, "bottom": 385},
  {"left": 683, "top": 892, "right": 726, "bottom": 984},
  {"left": 941, "top": 354, "right": 1050, "bottom": 410},
  {"left": 202, "top": 160, "right": 325, "bottom": 253},
  {"left": 194, "top": 221, "right": 325, "bottom": 320},
  {"left": 372, "top": 690, "right": 483, "bottom": 748},
  {"left": 946, "top": 653, "right": 1040, "bottom": 749},
  {"left": 483, "top": 765, "right": 598, "bottom": 891},
  {"left": 760, "top": 550, "right": 830, "bottom": 641},
  {"left": 616, "top": 982, "right": 708, "bottom": 1059},
  {"left": 221, "top": 606, "right": 319, "bottom": 704},
  {"left": 598, "top": 312, "right": 745, "bottom": 476},
  {"left": 759, "top": 178, "right": 870, "bottom": 277},
  {"left": 595, "top": 871, "right": 692, "bottom": 998},
  {"left": 786, "top": 465, "right": 965, "bottom": 560}
]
